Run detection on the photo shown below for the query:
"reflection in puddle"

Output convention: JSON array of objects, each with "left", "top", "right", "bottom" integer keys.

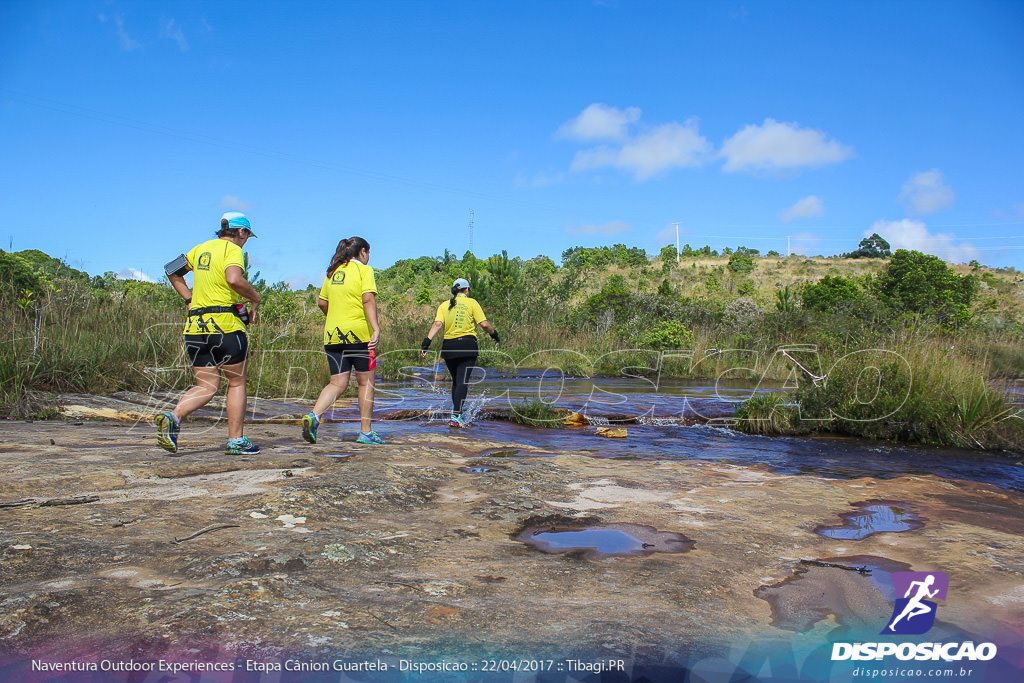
[
  {"left": 459, "top": 465, "right": 506, "bottom": 474},
  {"left": 516, "top": 519, "right": 695, "bottom": 559},
  {"left": 815, "top": 500, "right": 925, "bottom": 540},
  {"left": 754, "top": 555, "right": 912, "bottom": 632},
  {"left": 530, "top": 528, "right": 644, "bottom": 554}
]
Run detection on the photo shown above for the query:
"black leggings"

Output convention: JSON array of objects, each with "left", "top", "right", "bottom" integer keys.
[{"left": 441, "top": 335, "right": 478, "bottom": 413}]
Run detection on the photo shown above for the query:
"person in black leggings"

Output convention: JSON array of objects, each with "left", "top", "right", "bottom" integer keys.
[{"left": 419, "top": 278, "right": 499, "bottom": 427}]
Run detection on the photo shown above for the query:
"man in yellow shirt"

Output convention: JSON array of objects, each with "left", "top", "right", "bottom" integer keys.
[
  {"left": 155, "top": 212, "right": 262, "bottom": 455},
  {"left": 419, "top": 278, "right": 499, "bottom": 428}
]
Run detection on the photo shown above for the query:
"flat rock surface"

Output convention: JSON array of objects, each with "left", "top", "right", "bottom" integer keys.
[{"left": 1, "top": 399, "right": 1023, "bottom": 680}]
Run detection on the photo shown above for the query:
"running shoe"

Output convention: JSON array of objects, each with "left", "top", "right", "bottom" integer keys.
[
  {"left": 448, "top": 413, "right": 469, "bottom": 428},
  {"left": 301, "top": 412, "right": 320, "bottom": 444},
  {"left": 154, "top": 411, "right": 179, "bottom": 453},
  {"left": 356, "top": 430, "right": 385, "bottom": 445},
  {"left": 226, "top": 436, "right": 260, "bottom": 455}
]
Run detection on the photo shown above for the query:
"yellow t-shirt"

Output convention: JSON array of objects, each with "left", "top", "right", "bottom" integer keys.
[
  {"left": 319, "top": 260, "right": 377, "bottom": 344},
  {"left": 183, "top": 238, "right": 246, "bottom": 335},
  {"left": 435, "top": 294, "right": 487, "bottom": 339}
]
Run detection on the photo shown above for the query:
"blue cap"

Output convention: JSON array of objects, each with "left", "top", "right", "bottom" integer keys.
[
  {"left": 221, "top": 211, "right": 257, "bottom": 236},
  {"left": 453, "top": 278, "right": 470, "bottom": 290}
]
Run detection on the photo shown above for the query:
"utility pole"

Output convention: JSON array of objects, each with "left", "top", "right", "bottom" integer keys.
[
  {"left": 672, "top": 222, "right": 681, "bottom": 264},
  {"left": 468, "top": 209, "right": 474, "bottom": 254},
  {"left": 787, "top": 235, "right": 791, "bottom": 257}
]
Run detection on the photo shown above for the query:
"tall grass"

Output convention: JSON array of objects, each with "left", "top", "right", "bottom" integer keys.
[{"left": 3, "top": 254, "right": 1022, "bottom": 451}]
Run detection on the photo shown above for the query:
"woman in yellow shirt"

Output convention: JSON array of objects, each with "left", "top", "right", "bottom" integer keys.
[
  {"left": 419, "top": 278, "right": 499, "bottom": 428},
  {"left": 156, "top": 212, "right": 261, "bottom": 455},
  {"left": 301, "top": 236, "right": 383, "bottom": 445}
]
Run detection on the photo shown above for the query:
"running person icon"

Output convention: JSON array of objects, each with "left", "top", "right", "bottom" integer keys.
[
  {"left": 888, "top": 574, "right": 940, "bottom": 631},
  {"left": 155, "top": 212, "right": 261, "bottom": 455},
  {"left": 301, "top": 237, "right": 383, "bottom": 446},
  {"left": 419, "top": 278, "right": 499, "bottom": 428}
]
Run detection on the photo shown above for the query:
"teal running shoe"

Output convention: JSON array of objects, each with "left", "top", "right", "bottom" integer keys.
[
  {"left": 356, "top": 430, "right": 385, "bottom": 445},
  {"left": 301, "top": 412, "right": 320, "bottom": 444},
  {"left": 226, "top": 436, "right": 260, "bottom": 455},
  {"left": 448, "top": 413, "right": 468, "bottom": 428},
  {"left": 154, "top": 412, "right": 179, "bottom": 453}
]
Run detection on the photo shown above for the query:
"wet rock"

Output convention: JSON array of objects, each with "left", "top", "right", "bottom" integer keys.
[{"left": 0, "top": 414, "right": 1021, "bottom": 669}]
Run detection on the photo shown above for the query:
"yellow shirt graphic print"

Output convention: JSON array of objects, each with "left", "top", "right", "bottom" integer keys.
[
  {"left": 319, "top": 261, "right": 377, "bottom": 345},
  {"left": 435, "top": 294, "right": 487, "bottom": 339},
  {"left": 183, "top": 238, "right": 246, "bottom": 335}
]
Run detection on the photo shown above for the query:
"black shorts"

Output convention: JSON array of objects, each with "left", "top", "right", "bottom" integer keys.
[
  {"left": 325, "top": 342, "right": 371, "bottom": 374},
  {"left": 184, "top": 332, "right": 249, "bottom": 367},
  {"left": 440, "top": 334, "right": 479, "bottom": 360}
]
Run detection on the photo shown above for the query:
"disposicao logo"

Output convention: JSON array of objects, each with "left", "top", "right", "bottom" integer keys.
[
  {"left": 882, "top": 571, "right": 949, "bottom": 635},
  {"left": 831, "top": 571, "right": 998, "bottom": 662}
]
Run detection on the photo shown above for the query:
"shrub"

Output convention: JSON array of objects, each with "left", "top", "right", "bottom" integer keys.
[
  {"left": 722, "top": 297, "right": 761, "bottom": 331},
  {"left": 874, "top": 249, "right": 977, "bottom": 322},
  {"left": 639, "top": 321, "right": 694, "bottom": 349},
  {"left": 509, "top": 399, "right": 564, "bottom": 428},
  {"left": 802, "top": 275, "right": 864, "bottom": 312},
  {"left": 727, "top": 249, "right": 755, "bottom": 273},
  {"left": 733, "top": 393, "right": 804, "bottom": 435}
]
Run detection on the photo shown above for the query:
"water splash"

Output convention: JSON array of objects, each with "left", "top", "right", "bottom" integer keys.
[{"left": 459, "top": 390, "right": 489, "bottom": 425}]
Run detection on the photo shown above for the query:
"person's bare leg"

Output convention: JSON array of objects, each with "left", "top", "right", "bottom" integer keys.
[
  {"left": 173, "top": 366, "right": 220, "bottom": 421},
  {"left": 222, "top": 360, "right": 247, "bottom": 439},
  {"left": 313, "top": 372, "right": 351, "bottom": 419},
  {"left": 355, "top": 370, "right": 374, "bottom": 433}
]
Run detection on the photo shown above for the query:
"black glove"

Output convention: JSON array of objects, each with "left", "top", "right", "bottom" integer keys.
[
  {"left": 420, "top": 337, "right": 432, "bottom": 352},
  {"left": 489, "top": 331, "right": 500, "bottom": 343}
]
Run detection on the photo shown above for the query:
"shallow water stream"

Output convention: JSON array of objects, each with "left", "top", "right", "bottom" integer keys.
[{"left": 300, "top": 368, "right": 1024, "bottom": 493}]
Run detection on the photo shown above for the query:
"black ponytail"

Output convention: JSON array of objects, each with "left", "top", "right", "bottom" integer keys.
[
  {"left": 326, "top": 236, "right": 371, "bottom": 277},
  {"left": 448, "top": 285, "right": 460, "bottom": 310}
]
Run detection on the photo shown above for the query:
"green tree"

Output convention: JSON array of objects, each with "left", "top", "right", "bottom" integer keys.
[
  {"left": 415, "top": 283, "right": 433, "bottom": 305},
  {"left": 0, "top": 251, "right": 45, "bottom": 298},
  {"left": 874, "top": 250, "right": 977, "bottom": 321},
  {"left": 844, "top": 233, "right": 891, "bottom": 259},
  {"left": 727, "top": 249, "right": 755, "bottom": 273},
  {"left": 802, "top": 275, "right": 864, "bottom": 312}
]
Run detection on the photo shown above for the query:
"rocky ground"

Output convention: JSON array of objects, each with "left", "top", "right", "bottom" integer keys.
[{"left": 1, "top": 395, "right": 1022, "bottom": 681}]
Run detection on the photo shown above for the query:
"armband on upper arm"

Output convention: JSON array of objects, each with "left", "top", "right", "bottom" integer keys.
[{"left": 165, "top": 254, "right": 190, "bottom": 277}]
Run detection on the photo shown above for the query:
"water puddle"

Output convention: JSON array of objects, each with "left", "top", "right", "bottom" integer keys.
[
  {"left": 754, "top": 555, "right": 912, "bottom": 632},
  {"left": 514, "top": 516, "right": 694, "bottom": 559},
  {"left": 814, "top": 500, "right": 925, "bottom": 540},
  {"left": 459, "top": 465, "right": 507, "bottom": 474}
]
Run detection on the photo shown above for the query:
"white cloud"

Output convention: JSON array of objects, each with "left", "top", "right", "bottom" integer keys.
[
  {"left": 218, "top": 195, "right": 253, "bottom": 211},
  {"left": 869, "top": 219, "right": 979, "bottom": 264},
  {"left": 99, "top": 14, "right": 141, "bottom": 51},
  {"left": 116, "top": 267, "right": 156, "bottom": 282},
  {"left": 556, "top": 103, "right": 641, "bottom": 142},
  {"left": 161, "top": 17, "right": 189, "bottom": 51},
  {"left": 571, "top": 119, "right": 713, "bottom": 180},
  {"left": 720, "top": 118, "right": 853, "bottom": 173},
  {"left": 781, "top": 195, "right": 825, "bottom": 223},
  {"left": 898, "top": 169, "right": 954, "bottom": 215},
  {"left": 568, "top": 220, "right": 631, "bottom": 236}
]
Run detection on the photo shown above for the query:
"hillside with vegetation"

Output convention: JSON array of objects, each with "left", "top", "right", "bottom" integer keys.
[{"left": 1, "top": 234, "right": 1022, "bottom": 450}]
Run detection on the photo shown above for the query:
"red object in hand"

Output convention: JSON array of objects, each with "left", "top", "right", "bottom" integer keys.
[{"left": 368, "top": 348, "right": 377, "bottom": 370}]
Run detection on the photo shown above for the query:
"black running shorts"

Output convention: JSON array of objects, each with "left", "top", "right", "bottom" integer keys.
[
  {"left": 325, "top": 342, "right": 371, "bottom": 374},
  {"left": 183, "top": 332, "right": 249, "bottom": 367}
]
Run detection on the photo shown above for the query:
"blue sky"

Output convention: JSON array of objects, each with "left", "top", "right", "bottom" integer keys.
[{"left": 1, "top": 1, "right": 1022, "bottom": 287}]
